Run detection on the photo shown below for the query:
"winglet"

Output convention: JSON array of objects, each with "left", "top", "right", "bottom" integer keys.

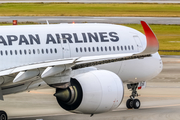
[{"left": 138, "top": 21, "right": 159, "bottom": 55}]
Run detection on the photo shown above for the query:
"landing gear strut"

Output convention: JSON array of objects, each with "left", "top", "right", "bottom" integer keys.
[
  {"left": 126, "top": 83, "right": 141, "bottom": 109},
  {"left": 0, "top": 111, "right": 7, "bottom": 120}
]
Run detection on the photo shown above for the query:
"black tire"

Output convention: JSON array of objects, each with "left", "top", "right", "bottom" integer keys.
[
  {"left": 0, "top": 111, "right": 8, "bottom": 120},
  {"left": 126, "top": 99, "right": 133, "bottom": 109},
  {"left": 133, "top": 99, "right": 140, "bottom": 109}
]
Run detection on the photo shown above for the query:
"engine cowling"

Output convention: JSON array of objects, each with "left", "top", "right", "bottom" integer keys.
[{"left": 55, "top": 70, "right": 124, "bottom": 114}]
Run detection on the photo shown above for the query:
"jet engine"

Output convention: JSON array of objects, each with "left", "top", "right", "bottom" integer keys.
[{"left": 55, "top": 70, "right": 124, "bottom": 114}]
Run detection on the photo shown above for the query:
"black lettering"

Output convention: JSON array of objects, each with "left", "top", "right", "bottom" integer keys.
[
  {"left": 82, "top": 33, "right": 87, "bottom": 43},
  {"left": 73, "top": 33, "right": 83, "bottom": 43},
  {"left": 55, "top": 34, "right": 61, "bottom": 44},
  {"left": 87, "top": 33, "right": 99, "bottom": 42},
  {"left": 7, "top": 35, "right": 18, "bottom": 45},
  {"left": 19, "top": 35, "right": 29, "bottom": 45},
  {"left": 109, "top": 32, "right": 119, "bottom": 42},
  {"left": 29, "top": 34, "right": 40, "bottom": 44},
  {"left": 61, "top": 33, "right": 73, "bottom": 43},
  {"left": 99, "top": 32, "right": 109, "bottom": 42},
  {"left": 46, "top": 34, "right": 56, "bottom": 44},
  {"left": 0, "top": 36, "right": 7, "bottom": 46}
]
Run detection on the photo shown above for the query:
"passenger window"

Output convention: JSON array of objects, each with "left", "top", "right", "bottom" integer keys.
[
  {"left": 97, "top": 47, "right": 99, "bottom": 52},
  {"left": 121, "top": 46, "right": 123, "bottom": 51},
  {"left": 10, "top": 50, "right": 13, "bottom": 55},
  {"left": 37, "top": 49, "right": 40, "bottom": 54},
  {"left": 105, "top": 47, "right": 107, "bottom": 51},
  {"left": 109, "top": 46, "right": 111, "bottom": 51},
  {"left": 80, "top": 48, "right": 82, "bottom": 52},
  {"left": 92, "top": 47, "right": 95, "bottom": 52},
  {"left": 101, "top": 47, "right": 103, "bottom": 51},
  {"left": 88, "top": 47, "right": 91, "bottom": 52},
  {"left": 113, "top": 46, "right": 115, "bottom": 51},
  {"left": 24, "top": 50, "right": 27, "bottom": 55},
  {"left": 15, "top": 50, "right": 17, "bottom": 55},
  {"left": 50, "top": 49, "right": 53, "bottom": 53},
  {"left": 76, "top": 48, "right": 78, "bottom": 53},
  {"left": 20, "top": 50, "right": 22, "bottom": 55},
  {"left": 5, "top": 51, "right": 8, "bottom": 55},
  {"left": 46, "top": 49, "right": 48, "bottom": 54},
  {"left": 84, "top": 47, "right": 87, "bottom": 52},
  {"left": 117, "top": 46, "right": 119, "bottom": 51},
  {"left": 33, "top": 49, "right": 35, "bottom": 54},
  {"left": 54, "top": 48, "right": 57, "bottom": 53},
  {"left": 132, "top": 45, "right": 134, "bottom": 50},
  {"left": 0, "top": 51, "right": 3, "bottom": 56},
  {"left": 128, "top": 46, "right": 130, "bottom": 50},
  {"left": 42, "top": 49, "right": 44, "bottom": 54},
  {"left": 125, "top": 46, "right": 127, "bottom": 50},
  {"left": 29, "top": 49, "right": 31, "bottom": 54}
]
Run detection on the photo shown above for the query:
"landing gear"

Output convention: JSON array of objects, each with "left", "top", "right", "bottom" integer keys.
[
  {"left": 0, "top": 111, "right": 7, "bottom": 120},
  {"left": 126, "top": 83, "right": 141, "bottom": 109}
]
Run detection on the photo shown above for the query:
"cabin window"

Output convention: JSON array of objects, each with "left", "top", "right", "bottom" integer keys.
[
  {"left": 125, "top": 46, "right": 127, "bottom": 50},
  {"left": 117, "top": 46, "right": 119, "bottom": 51},
  {"left": 109, "top": 46, "right": 111, "bottom": 51},
  {"left": 92, "top": 47, "right": 95, "bottom": 52},
  {"left": 33, "top": 49, "right": 35, "bottom": 54},
  {"left": 101, "top": 47, "right": 103, "bottom": 51},
  {"left": 132, "top": 45, "right": 134, "bottom": 50},
  {"left": 46, "top": 49, "right": 49, "bottom": 54},
  {"left": 42, "top": 49, "right": 44, "bottom": 54},
  {"left": 37, "top": 49, "right": 40, "bottom": 54},
  {"left": 10, "top": 50, "right": 13, "bottom": 55},
  {"left": 113, "top": 46, "right": 115, "bottom": 51},
  {"left": 97, "top": 47, "right": 99, "bottom": 52},
  {"left": 128, "top": 46, "right": 130, "bottom": 50},
  {"left": 15, "top": 50, "right": 17, "bottom": 55},
  {"left": 24, "top": 50, "right": 27, "bottom": 55},
  {"left": 54, "top": 48, "right": 57, "bottom": 53},
  {"left": 121, "top": 46, "right": 123, "bottom": 51},
  {"left": 50, "top": 49, "right": 53, "bottom": 53},
  {"left": 29, "top": 49, "right": 31, "bottom": 54},
  {"left": 84, "top": 47, "right": 87, "bottom": 52}
]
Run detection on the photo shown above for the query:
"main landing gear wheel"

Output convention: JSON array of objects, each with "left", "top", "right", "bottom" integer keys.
[
  {"left": 133, "top": 99, "right": 140, "bottom": 109},
  {"left": 0, "top": 111, "right": 7, "bottom": 120},
  {"left": 126, "top": 99, "right": 141, "bottom": 109},
  {"left": 126, "top": 99, "right": 133, "bottom": 109},
  {"left": 126, "top": 83, "right": 141, "bottom": 109}
]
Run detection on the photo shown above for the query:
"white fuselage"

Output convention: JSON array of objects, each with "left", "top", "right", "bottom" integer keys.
[{"left": 0, "top": 23, "right": 162, "bottom": 88}]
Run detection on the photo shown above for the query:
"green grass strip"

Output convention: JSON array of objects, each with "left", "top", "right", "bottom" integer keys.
[{"left": 0, "top": 3, "right": 180, "bottom": 17}]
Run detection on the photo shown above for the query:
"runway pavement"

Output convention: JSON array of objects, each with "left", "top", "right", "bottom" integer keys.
[
  {"left": 1, "top": 16, "right": 180, "bottom": 24},
  {"left": 0, "top": 0, "right": 180, "bottom": 3},
  {"left": 0, "top": 55, "right": 179, "bottom": 120}
]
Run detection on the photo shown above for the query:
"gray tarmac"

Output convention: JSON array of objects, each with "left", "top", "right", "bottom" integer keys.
[
  {"left": 1, "top": 16, "right": 180, "bottom": 24},
  {"left": 0, "top": 0, "right": 180, "bottom": 3},
  {"left": 0, "top": 55, "right": 179, "bottom": 120}
]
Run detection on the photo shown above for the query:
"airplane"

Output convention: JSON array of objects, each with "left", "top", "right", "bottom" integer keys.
[{"left": 0, "top": 21, "right": 162, "bottom": 120}]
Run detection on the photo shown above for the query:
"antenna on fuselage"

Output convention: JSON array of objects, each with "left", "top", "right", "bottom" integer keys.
[{"left": 46, "top": 20, "right": 49, "bottom": 25}]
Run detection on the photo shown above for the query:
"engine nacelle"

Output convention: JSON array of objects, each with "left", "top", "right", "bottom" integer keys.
[{"left": 55, "top": 70, "right": 124, "bottom": 114}]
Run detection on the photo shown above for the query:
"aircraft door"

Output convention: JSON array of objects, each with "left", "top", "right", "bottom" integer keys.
[
  {"left": 61, "top": 38, "right": 71, "bottom": 58},
  {"left": 133, "top": 35, "right": 143, "bottom": 51}
]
